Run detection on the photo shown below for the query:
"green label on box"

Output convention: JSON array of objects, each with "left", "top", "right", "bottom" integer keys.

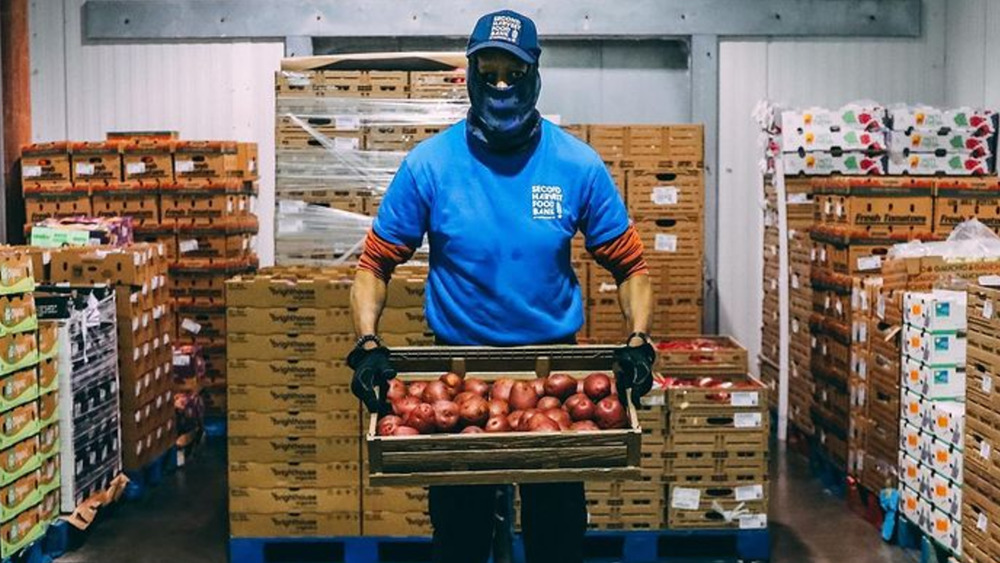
[{"left": 29, "top": 227, "right": 90, "bottom": 248}]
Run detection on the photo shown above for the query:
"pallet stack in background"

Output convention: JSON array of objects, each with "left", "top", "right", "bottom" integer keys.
[
  {"left": 964, "top": 284, "right": 1000, "bottom": 563},
  {"left": 225, "top": 267, "right": 432, "bottom": 540},
  {"left": 898, "top": 290, "right": 966, "bottom": 557},
  {"left": 570, "top": 125, "right": 705, "bottom": 338}
]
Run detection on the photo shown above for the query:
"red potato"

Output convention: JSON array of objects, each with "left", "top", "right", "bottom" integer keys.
[
  {"left": 536, "top": 396, "right": 562, "bottom": 411},
  {"left": 526, "top": 414, "right": 560, "bottom": 433},
  {"left": 461, "top": 426, "right": 484, "bottom": 434},
  {"left": 584, "top": 373, "right": 613, "bottom": 402},
  {"left": 392, "top": 426, "right": 420, "bottom": 436},
  {"left": 453, "top": 392, "right": 478, "bottom": 405},
  {"left": 594, "top": 397, "right": 628, "bottom": 429},
  {"left": 407, "top": 381, "right": 428, "bottom": 399},
  {"left": 570, "top": 420, "right": 600, "bottom": 431},
  {"left": 386, "top": 380, "right": 407, "bottom": 403},
  {"left": 542, "top": 408, "right": 572, "bottom": 430},
  {"left": 392, "top": 396, "right": 421, "bottom": 418},
  {"left": 516, "top": 409, "right": 541, "bottom": 431},
  {"left": 432, "top": 400, "right": 460, "bottom": 433},
  {"left": 491, "top": 378, "right": 516, "bottom": 402},
  {"left": 564, "top": 393, "right": 596, "bottom": 422},
  {"left": 488, "top": 399, "right": 510, "bottom": 418},
  {"left": 377, "top": 415, "right": 403, "bottom": 436},
  {"left": 440, "top": 372, "right": 464, "bottom": 393},
  {"left": 464, "top": 378, "right": 490, "bottom": 397},
  {"left": 404, "top": 403, "right": 437, "bottom": 434},
  {"left": 544, "top": 373, "right": 577, "bottom": 401},
  {"left": 507, "top": 410, "right": 526, "bottom": 430},
  {"left": 459, "top": 396, "right": 490, "bottom": 428},
  {"left": 484, "top": 416, "right": 512, "bottom": 433},
  {"left": 422, "top": 381, "right": 455, "bottom": 403},
  {"left": 530, "top": 378, "right": 546, "bottom": 397},
  {"left": 509, "top": 381, "right": 539, "bottom": 410}
]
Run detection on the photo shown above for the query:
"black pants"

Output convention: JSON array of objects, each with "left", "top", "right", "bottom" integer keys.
[{"left": 428, "top": 483, "right": 587, "bottom": 563}]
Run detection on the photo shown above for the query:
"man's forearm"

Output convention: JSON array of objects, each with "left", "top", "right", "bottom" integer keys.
[
  {"left": 351, "top": 269, "right": 389, "bottom": 339},
  {"left": 618, "top": 273, "right": 652, "bottom": 334}
]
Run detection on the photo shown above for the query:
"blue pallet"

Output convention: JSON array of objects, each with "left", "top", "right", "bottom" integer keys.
[
  {"left": 230, "top": 529, "right": 771, "bottom": 563},
  {"left": 124, "top": 446, "right": 178, "bottom": 500},
  {"left": 896, "top": 518, "right": 955, "bottom": 563},
  {"left": 3, "top": 537, "right": 49, "bottom": 563},
  {"left": 808, "top": 444, "right": 847, "bottom": 499},
  {"left": 204, "top": 416, "right": 227, "bottom": 438}
]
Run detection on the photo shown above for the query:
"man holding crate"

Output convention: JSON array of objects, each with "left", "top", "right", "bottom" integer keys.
[{"left": 349, "top": 10, "right": 655, "bottom": 563}]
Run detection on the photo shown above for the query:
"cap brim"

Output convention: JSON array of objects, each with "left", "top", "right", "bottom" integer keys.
[{"left": 467, "top": 41, "right": 536, "bottom": 64}]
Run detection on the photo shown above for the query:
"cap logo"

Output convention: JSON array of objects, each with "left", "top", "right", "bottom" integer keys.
[{"left": 490, "top": 15, "right": 522, "bottom": 43}]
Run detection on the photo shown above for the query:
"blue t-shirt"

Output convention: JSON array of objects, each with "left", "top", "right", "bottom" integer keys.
[{"left": 373, "top": 119, "right": 629, "bottom": 346}]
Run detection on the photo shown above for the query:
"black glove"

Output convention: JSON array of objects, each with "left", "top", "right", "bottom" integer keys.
[
  {"left": 348, "top": 345, "right": 397, "bottom": 413},
  {"left": 613, "top": 338, "right": 655, "bottom": 408}
]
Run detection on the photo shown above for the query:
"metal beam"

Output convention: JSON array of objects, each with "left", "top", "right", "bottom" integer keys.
[
  {"left": 83, "top": 0, "right": 921, "bottom": 41},
  {"left": 690, "top": 34, "right": 719, "bottom": 335}
]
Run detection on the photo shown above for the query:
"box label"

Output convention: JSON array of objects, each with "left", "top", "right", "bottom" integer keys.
[
  {"left": 980, "top": 441, "right": 991, "bottom": 460},
  {"left": 739, "top": 514, "right": 767, "bottom": 529},
  {"left": 181, "top": 318, "right": 202, "bottom": 335},
  {"left": 735, "top": 485, "right": 764, "bottom": 502},
  {"left": 978, "top": 513, "right": 988, "bottom": 532},
  {"left": 734, "top": 413, "right": 762, "bottom": 428},
  {"left": 730, "top": 392, "right": 759, "bottom": 407},
  {"left": 179, "top": 239, "right": 199, "bottom": 254},
  {"left": 22, "top": 166, "right": 41, "bottom": 178},
  {"left": 126, "top": 162, "right": 146, "bottom": 175},
  {"left": 857, "top": 256, "right": 882, "bottom": 271},
  {"left": 335, "top": 116, "right": 360, "bottom": 131},
  {"left": 175, "top": 160, "right": 195, "bottom": 173},
  {"left": 654, "top": 234, "right": 677, "bottom": 252},
  {"left": 982, "top": 375, "right": 993, "bottom": 394},
  {"left": 651, "top": 187, "right": 678, "bottom": 205},
  {"left": 671, "top": 487, "right": 700, "bottom": 510},
  {"left": 984, "top": 300, "right": 994, "bottom": 320},
  {"left": 75, "top": 163, "right": 95, "bottom": 176}
]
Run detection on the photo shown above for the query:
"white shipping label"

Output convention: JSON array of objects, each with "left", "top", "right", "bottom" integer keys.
[
  {"left": 859, "top": 323, "right": 867, "bottom": 342},
  {"left": 334, "top": 137, "right": 360, "bottom": 150},
  {"left": 792, "top": 319, "right": 800, "bottom": 334},
  {"left": 651, "top": 186, "right": 679, "bottom": 205},
  {"left": 788, "top": 193, "right": 810, "bottom": 204},
  {"left": 181, "top": 319, "right": 202, "bottom": 335},
  {"left": 22, "top": 166, "right": 42, "bottom": 178},
  {"left": 671, "top": 487, "right": 701, "bottom": 510},
  {"left": 739, "top": 515, "right": 768, "bottom": 530},
  {"left": 836, "top": 301, "right": 844, "bottom": 315},
  {"left": 983, "top": 375, "right": 993, "bottom": 395},
  {"left": 979, "top": 513, "right": 989, "bottom": 532},
  {"left": 175, "top": 160, "right": 195, "bottom": 173},
  {"left": 820, "top": 248, "right": 827, "bottom": 262},
  {"left": 734, "top": 413, "right": 763, "bottom": 428},
  {"left": 75, "top": 163, "right": 95, "bottom": 176},
  {"left": 984, "top": 300, "right": 995, "bottom": 320},
  {"left": 979, "top": 275, "right": 1000, "bottom": 287},
  {"left": 857, "top": 256, "right": 882, "bottom": 271},
  {"left": 179, "top": 239, "right": 199, "bottom": 254},
  {"left": 835, "top": 201, "right": 844, "bottom": 217},
  {"left": 126, "top": 162, "right": 147, "bottom": 175},
  {"left": 731, "top": 392, "right": 759, "bottom": 407},
  {"left": 655, "top": 234, "right": 678, "bottom": 252},
  {"left": 735, "top": 485, "right": 764, "bottom": 502},
  {"left": 792, "top": 275, "right": 800, "bottom": 289},
  {"left": 173, "top": 354, "right": 191, "bottom": 367},
  {"left": 825, "top": 200, "right": 833, "bottom": 214},
  {"left": 227, "top": 200, "right": 234, "bottom": 213},
  {"left": 811, "top": 248, "right": 817, "bottom": 261},
  {"left": 640, "top": 394, "right": 665, "bottom": 407},
  {"left": 981, "top": 441, "right": 991, "bottom": 460},
  {"left": 285, "top": 72, "right": 311, "bottom": 87},
  {"left": 335, "top": 116, "right": 361, "bottom": 131}
]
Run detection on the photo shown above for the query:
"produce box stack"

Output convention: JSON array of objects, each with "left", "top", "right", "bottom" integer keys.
[
  {"left": 651, "top": 338, "right": 769, "bottom": 531},
  {"left": 21, "top": 143, "right": 93, "bottom": 228},
  {"left": 43, "top": 245, "right": 175, "bottom": 472},
  {"left": 0, "top": 248, "right": 51, "bottom": 557},
  {"left": 789, "top": 177, "right": 817, "bottom": 434},
  {"left": 780, "top": 104, "right": 888, "bottom": 176},
  {"left": 899, "top": 290, "right": 966, "bottom": 557},
  {"left": 274, "top": 59, "right": 468, "bottom": 265},
  {"left": 933, "top": 177, "right": 1000, "bottom": 238},
  {"left": 758, "top": 174, "right": 780, "bottom": 408},
  {"left": 583, "top": 125, "right": 705, "bottom": 337},
  {"left": 964, "top": 284, "right": 1000, "bottom": 563},
  {"left": 35, "top": 287, "right": 122, "bottom": 515},
  {"left": 166, "top": 140, "right": 260, "bottom": 417},
  {"left": 886, "top": 106, "right": 997, "bottom": 177}
]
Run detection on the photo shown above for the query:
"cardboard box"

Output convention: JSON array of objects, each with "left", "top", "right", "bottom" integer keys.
[
  {"left": 36, "top": 323, "right": 57, "bottom": 362},
  {"left": 229, "top": 486, "right": 359, "bottom": 513},
  {"left": 888, "top": 106, "right": 996, "bottom": 134},
  {"left": 226, "top": 358, "right": 350, "bottom": 387},
  {"left": 903, "top": 326, "right": 966, "bottom": 367},
  {"left": 226, "top": 306, "right": 426, "bottom": 336},
  {"left": 636, "top": 218, "right": 703, "bottom": 261},
  {"left": 228, "top": 384, "right": 358, "bottom": 412},
  {"left": 38, "top": 455, "right": 58, "bottom": 495},
  {"left": 626, "top": 169, "right": 704, "bottom": 218},
  {"left": 0, "top": 470, "right": 40, "bottom": 522},
  {"left": 901, "top": 420, "right": 927, "bottom": 461},
  {"left": 0, "top": 252, "right": 34, "bottom": 296},
  {"left": 930, "top": 401, "right": 965, "bottom": 447},
  {"left": 226, "top": 333, "right": 354, "bottom": 361},
  {"left": 903, "top": 357, "right": 965, "bottom": 400},
  {"left": 227, "top": 436, "right": 361, "bottom": 463},
  {"left": 904, "top": 291, "right": 968, "bottom": 333},
  {"left": 227, "top": 410, "right": 360, "bottom": 438},
  {"left": 229, "top": 512, "right": 360, "bottom": 538},
  {"left": 899, "top": 484, "right": 930, "bottom": 529},
  {"left": 122, "top": 140, "right": 174, "bottom": 182},
  {"left": 888, "top": 129, "right": 992, "bottom": 156},
  {"left": 933, "top": 186, "right": 1000, "bottom": 235},
  {"left": 70, "top": 142, "right": 122, "bottom": 185},
  {"left": 887, "top": 152, "right": 993, "bottom": 176},
  {"left": 361, "top": 486, "right": 429, "bottom": 513},
  {"left": 37, "top": 422, "right": 57, "bottom": 461},
  {"left": 0, "top": 295, "right": 36, "bottom": 338},
  {"left": 782, "top": 105, "right": 887, "bottom": 132},
  {"left": 362, "top": 511, "right": 432, "bottom": 536},
  {"left": 172, "top": 141, "right": 247, "bottom": 182},
  {"left": 20, "top": 143, "right": 71, "bottom": 185},
  {"left": 902, "top": 389, "right": 931, "bottom": 431},
  {"left": 929, "top": 469, "right": 961, "bottom": 519},
  {"left": 0, "top": 368, "right": 38, "bottom": 412},
  {"left": 782, "top": 128, "right": 886, "bottom": 153},
  {"left": 928, "top": 507, "right": 962, "bottom": 554},
  {"left": 228, "top": 461, "right": 360, "bottom": 488},
  {"left": 37, "top": 390, "right": 57, "bottom": 428},
  {"left": 0, "top": 502, "right": 43, "bottom": 558},
  {"left": 0, "top": 332, "right": 36, "bottom": 377},
  {"left": 899, "top": 452, "right": 924, "bottom": 493},
  {"left": 226, "top": 273, "right": 353, "bottom": 308},
  {"left": 783, "top": 152, "right": 885, "bottom": 176},
  {"left": 0, "top": 437, "right": 38, "bottom": 488}
]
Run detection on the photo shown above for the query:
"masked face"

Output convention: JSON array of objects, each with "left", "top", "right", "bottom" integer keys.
[{"left": 466, "top": 49, "right": 542, "bottom": 153}]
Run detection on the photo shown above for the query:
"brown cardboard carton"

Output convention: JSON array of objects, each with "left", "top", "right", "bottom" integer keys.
[
  {"left": 21, "top": 143, "right": 71, "bottom": 185},
  {"left": 0, "top": 470, "right": 40, "bottom": 521},
  {"left": 0, "top": 294, "right": 36, "bottom": 337},
  {"left": 0, "top": 251, "right": 35, "bottom": 296},
  {"left": 225, "top": 274, "right": 352, "bottom": 308},
  {"left": 228, "top": 384, "right": 358, "bottom": 412},
  {"left": 0, "top": 436, "right": 38, "bottom": 487},
  {"left": 227, "top": 358, "right": 350, "bottom": 387},
  {"left": 227, "top": 410, "right": 361, "bottom": 438},
  {"left": 122, "top": 140, "right": 173, "bottom": 182},
  {"left": 362, "top": 511, "right": 432, "bottom": 536},
  {"left": 229, "top": 512, "right": 360, "bottom": 538},
  {"left": 70, "top": 142, "right": 123, "bottom": 185},
  {"left": 227, "top": 333, "right": 354, "bottom": 361},
  {"left": 226, "top": 307, "right": 354, "bottom": 335},
  {"left": 361, "top": 486, "right": 429, "bottom": 513},
  {"left": 227, "top": 436, "right": 361, "bottom": 463},
  {"left": 0, "top": 333, "right": 38, "bottom": 377},
  {"left": 229, "top": 486, "right": 359, "bottom": 513},
  {"left": 228, "top": 461, "right": 360, "bottom": 488}
]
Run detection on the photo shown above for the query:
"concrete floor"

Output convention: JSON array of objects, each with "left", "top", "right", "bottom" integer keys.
[{"left": 58, "top": 439, "right": 917, "bottom": 563}]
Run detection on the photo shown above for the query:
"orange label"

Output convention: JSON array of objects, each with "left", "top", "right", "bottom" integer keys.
[
  {"left": 936, "top": 485, "right": 946, "bottom": 497},
  {"left": 908, "top": 435, "right": 918, "bottom": 447},
  {"left": 909, "top": 402, "right": 919, "bottom": 414},
  {"left": 936, "top": 519, "right": 948, "bottom": 532},
  {"left": 936, "top": 451, "right": 948, "bottom": 463},
  {"left": 906, "top": 498, "right": 917, "bottom": 510},
  {"left": 908, "top": 466, "right": 917, "bottom": 478},
  {"left": 938, "top": 416, "right": 948, "bottom": 428},
  {"left": 910, "top": 337, "right": 921, "bottom": 348},
  {"left": 909, "top": 370, "right": 919, "bottom": 382},
  {"left": 912, "top": 304, "right": 923, "bottom": 315}
]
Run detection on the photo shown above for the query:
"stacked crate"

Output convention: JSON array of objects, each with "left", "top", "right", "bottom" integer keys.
[
  {"left": 964, "top": 285, "right": 1000, "bottom": 563},
  {"left": 274, "top": 67, "right": 467, "bottom": 264},
  {"left": 861, "top": 278, "right": 903, "bottom": 493},
  {"left": 933, "top": 178, "right": 1000, "bottom": 238},
  {"left": 42, "top": 245, "right": 175, "bottom": 471},
  {"left": 886, "top": 107, "right": 996, "bottom": 176},
  {"left": 578, "top": 125, "right": 705, "bottom": 338},
  {"left": 0, "top": 249, "right": 53, "bottom": 557},
  {"left": 898, "top": 290, "right": 966, "bottom": 557},
  {"left": 759, "top": 174, "right": 780, "bottom": 405},
  {"left": 225, "top": 267, "right": 432, "bottom": 539}
]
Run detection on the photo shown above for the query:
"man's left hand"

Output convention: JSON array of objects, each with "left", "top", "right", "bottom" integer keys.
[{"left": 613, "top": 334, "right": 655, "bottom": 407}]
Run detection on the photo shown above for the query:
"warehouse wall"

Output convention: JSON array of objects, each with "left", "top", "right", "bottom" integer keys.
[
  {"left": 717, "top": 0, "right": 948, "bottom": 375},
  {"left": 28, "top": 0, "right": 283, "bottom": 264},
  {"left": 944, "top": 0, "right": 1000, "bottom": 108}
]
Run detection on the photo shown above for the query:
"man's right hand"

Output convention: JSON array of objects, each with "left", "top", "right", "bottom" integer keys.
[{"left": 348, "top": 345, "right": 397, "bottom": 412}]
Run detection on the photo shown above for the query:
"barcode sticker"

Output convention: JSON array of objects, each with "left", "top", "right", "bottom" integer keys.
[
  {"left": 335, "top": 116, "right": 361, "bottom": 131},
  {"left": 981, "top": 441, "right": 991, "bottom": 460},
  {"left": 857, "top": 256, "right": 882, "bottom": 271},
  {"left": 651, "top": 186, "right": 679, "bottom": 205},
  {"left": 22, "top": 166, "right": 42, "bottom": 178},
  {"left": 739, "top": 515, "right": 767, "bottom": 530},
  {"left": 788, "top": 193, "right": 810, "bottom": 204},
  {"left": 792, "top": 275, "right": 799, "bottom": 289},
  {"left": 126, "top": 162, "right": 147, "bottom": 175},
  {"left": 334, "top": 137, "right": 360, "bottom": 150},
  {"left": 978, "top": 275, "right": 1000, "bottom": 287},
  {"left": 820, "top": 248, "right": 827, "bottom": 262},
  {"left": 734, "top": 413, "right": 762, "bottom": 428},
  {"left": 181, "top": 319, "right": 202, "bottom": 335},
  {"left": 811, "top": 248, "right": 817, "bottom": 261},
  {"left": 179, "top": 239, "right": 199, "bottom": 254},
  {"left": 640, "top": 394, "right": 665, "bottom": 407},
  {"left": 984, "top": 300, "right": 995, "bottom": 320},
  {"left": 792, "top": 319, "right": 800, "bottom": 334},
  {"left": 835, "top": 201, "right": 844, "bottom": 217},
  {"left": 731, "top": 392, "right": 759, "bottom": 407},
  {"left": 671, "top": 487, "right": 700, "bottom": 510},
  {"left": 175, "top": 160, "right": 195, "bottom": 173},
  {"left": 173, "top": 354, "right": 191, "bottom": 367},
  {"left": 978, "top": 513, "right": 988, "bottom": 532},
  {"left": 735, "top": 485, "right": 764, "bottom": 502},
  {"left": 655, "top": 234, "right": 678, "bottom": 252}
]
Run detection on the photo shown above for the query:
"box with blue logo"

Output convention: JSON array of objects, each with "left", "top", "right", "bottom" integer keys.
[
  {"left": 904, "top": 324, "right": 967, "bottom": 367},
  {"left": 904, "top": 290, "right": 967, "bottom": 333}
]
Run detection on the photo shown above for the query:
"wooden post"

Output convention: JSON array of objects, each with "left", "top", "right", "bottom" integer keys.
[{"left": 1, "top": 0, "right": 30, "bottom": 243}]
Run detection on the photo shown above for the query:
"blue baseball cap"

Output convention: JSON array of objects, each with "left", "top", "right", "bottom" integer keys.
[{"left": 466, "top": 10, "right": 541, "bottom": 65}]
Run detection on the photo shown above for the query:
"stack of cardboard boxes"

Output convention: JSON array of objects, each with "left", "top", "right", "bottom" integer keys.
[
  {"left": 226, "top": 267, "right": 432, "bottom": 539},
  {"left": 898, "top": 290, "right": 966, "bottom": 557},
  {"left": 0, "top": 248, "right": 59, "bottom": 557},
  {"left": 886, "top": 107, "right": 996, "bottom": 176},
  {"left": 572, "top": 125, "right": 705, "bottom": 338},
  {"left": 964, "top": 284, "right": 1000, "bottom": 563}
]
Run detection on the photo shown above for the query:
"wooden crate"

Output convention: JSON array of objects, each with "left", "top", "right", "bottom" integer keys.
[
  {"left": 366, "top": 346, "right": 641, "bottom": 486},
  {"left": 654, "top": 336, "right": 749, "bottom": 375},
  {"left": 645, "top": 375, "right": 767, "bottom": 411}
]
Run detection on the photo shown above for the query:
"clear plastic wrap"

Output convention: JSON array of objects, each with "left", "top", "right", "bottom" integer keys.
[{"left": 888, "top": 219, "right": 1000, "bottom": 260}]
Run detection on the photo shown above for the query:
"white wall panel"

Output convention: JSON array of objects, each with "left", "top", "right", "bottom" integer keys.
[
  {"left": 29, "top": 0, "right": 283, "bottom": 265},
  {"left": 946, "top": 0, "right": 1000, "bottom": 109}
]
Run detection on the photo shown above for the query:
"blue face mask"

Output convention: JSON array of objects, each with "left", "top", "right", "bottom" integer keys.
[{"left": 466, "top": 56, "right": 542, "bottom": 154}]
